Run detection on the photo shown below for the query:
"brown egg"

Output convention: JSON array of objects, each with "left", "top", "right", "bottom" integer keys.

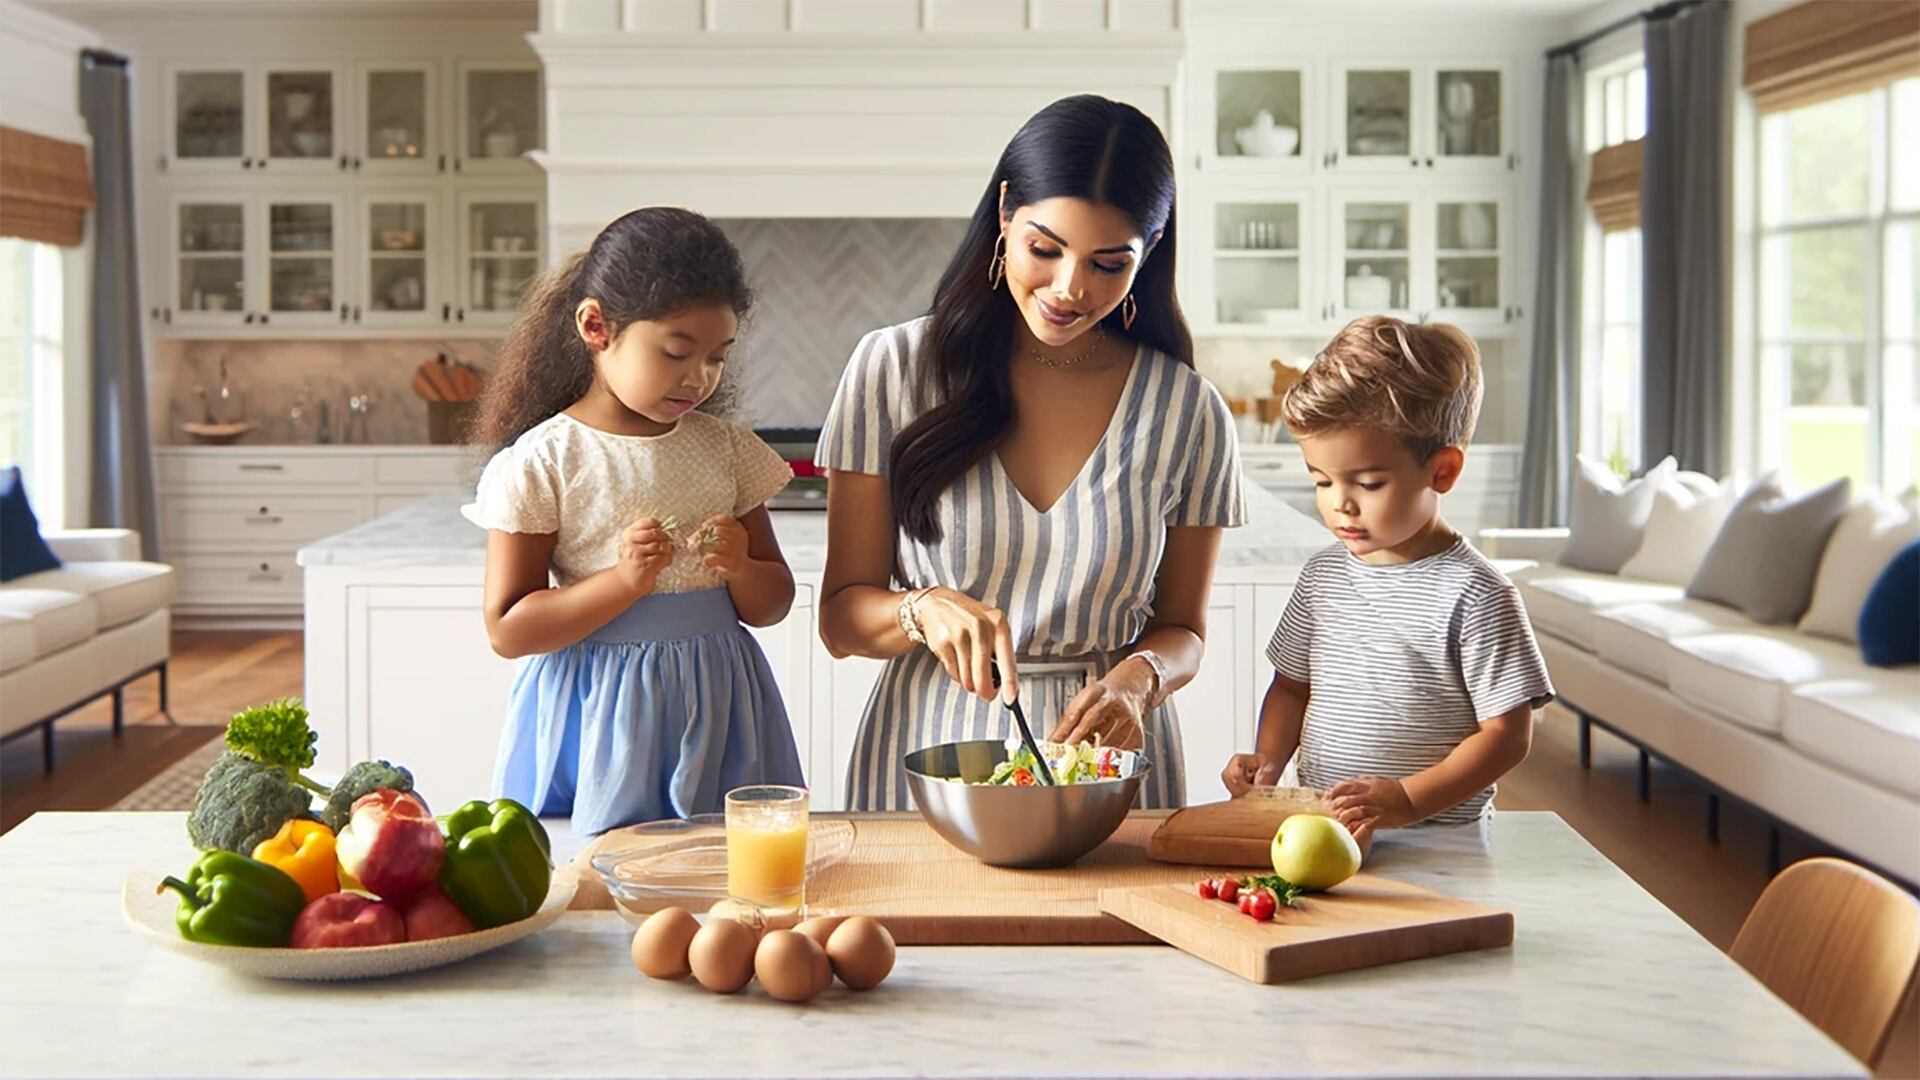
[
  {"left": 754, "top": 930, "right": 831, "bottom": 1004},
  {"left": 826, "top": 916, "right": 896, "bottom": 991},
  {"left": 687, "top": 918, "right": 757, "bottom": 994},
  {"left": 630, "top": 907, "right": 699, "bottom": 980},
  {"left": 793, "top": 915, "right": 847, "bottom": 951}
]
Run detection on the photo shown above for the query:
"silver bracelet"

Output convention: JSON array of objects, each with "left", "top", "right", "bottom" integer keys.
[
  {"left": 898, "top": 587, "right": 933, "bottom": 645},
  {"left": 1128, "top": 649, "right": 1170, "bottom": 704}
]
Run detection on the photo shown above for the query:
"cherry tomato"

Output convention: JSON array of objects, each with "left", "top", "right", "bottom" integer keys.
[
  {"left": 1196, "top": 880, "right": 1217, "bottom": 900},
  {"left": 1248, "top": 890, "right": 1277, "bottom": 921},
  {"left": 1237, "top": 892, "right": 1254, "bottom": 915},
  {"left": 1216, "top": 879, "right": 1239, "bottom": 903}
]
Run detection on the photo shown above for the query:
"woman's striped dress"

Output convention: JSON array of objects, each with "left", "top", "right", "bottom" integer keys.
[{"left": 816, "top": 317, "right": 1247, "bottom": 811}]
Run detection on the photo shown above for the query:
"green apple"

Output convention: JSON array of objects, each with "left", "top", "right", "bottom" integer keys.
[{"left": 1269, "top": 814, "right": 1362, "bottom": 891}]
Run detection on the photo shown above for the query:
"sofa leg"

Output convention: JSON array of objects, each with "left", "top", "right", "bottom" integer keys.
[
  {"left": 41, "top": 722, "right": 54, "bottom": 774},
  {"left": 112, "top": 686, "right": 124, "bottom": 737},
  {"left": 1578, "top": 713, "right": 1592, "bottom": 770},
  {"left": 1706, "top": 794, "right": 1720, "bottom": 844},
  {"left": 1637, "top": 748, "right": 1651, "bottom": 802},
  {"left": 156, "top": 662, "right": 175, "bottom": 725}
]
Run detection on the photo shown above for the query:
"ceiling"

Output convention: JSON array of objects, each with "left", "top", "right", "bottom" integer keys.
[{"left": 20, "top": 0, "right": 535, "bottom": 27}]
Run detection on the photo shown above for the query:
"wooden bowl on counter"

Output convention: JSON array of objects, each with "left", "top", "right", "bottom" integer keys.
[{"left": 180, "top": 421, "right": 258, "bottom": 445}]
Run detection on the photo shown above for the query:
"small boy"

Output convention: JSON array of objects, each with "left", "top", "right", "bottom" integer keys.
[{"left": 1222, "top": 316, "right": 1554, "bottom": 845}]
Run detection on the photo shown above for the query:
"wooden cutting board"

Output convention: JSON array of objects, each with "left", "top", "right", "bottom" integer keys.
[
  {"left": 1099, "top": 879, "right": 1513, "bottom": 984},
  {"left": 1147, "top": 788, "right": 1334, "bottom": 867}
]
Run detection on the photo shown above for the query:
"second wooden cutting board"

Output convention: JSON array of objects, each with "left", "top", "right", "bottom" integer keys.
[{"left": 1098, "top": 878, "right": 1514, "bottom": 984}]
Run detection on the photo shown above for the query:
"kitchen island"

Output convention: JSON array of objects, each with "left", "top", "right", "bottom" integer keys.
[
  {"left": 0, "top": 809, "right": 1860, "bottom": 1079},
  {"left": 296, "top": 485, "right": 1332, "bottom": 809}
]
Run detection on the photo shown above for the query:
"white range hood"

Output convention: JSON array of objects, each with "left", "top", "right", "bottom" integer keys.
[{"left": 528, "top": 0, "right": 1184, "bottom": 250}]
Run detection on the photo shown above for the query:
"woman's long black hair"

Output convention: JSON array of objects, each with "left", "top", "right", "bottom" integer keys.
[
  {"left": 472, "top": 206, "right": 752, "bottom": 453},
  {"left": 888, "top": 94, "right": 1191, "bottom": 544}
]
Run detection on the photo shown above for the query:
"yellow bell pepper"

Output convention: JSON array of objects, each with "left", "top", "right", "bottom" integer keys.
[{"left": 251, "top": 818, "right": 339, "bottom": 904}]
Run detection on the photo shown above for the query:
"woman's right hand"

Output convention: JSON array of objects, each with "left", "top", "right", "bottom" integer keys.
[
  {"left": 913, "top": 587, "right": 1019, "bottom": 704},
  {"left": 615, "top": 517, "right": 675, "bottom": 596}
]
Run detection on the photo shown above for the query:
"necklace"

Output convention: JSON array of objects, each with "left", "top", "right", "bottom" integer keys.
[{"left": 1033, "top": 326, "right": 1105, "bottom": 369}]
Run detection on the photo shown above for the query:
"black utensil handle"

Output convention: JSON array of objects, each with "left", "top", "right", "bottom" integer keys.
[{"left": 991, "top": 661, "right": 1056, "bottom": 786}]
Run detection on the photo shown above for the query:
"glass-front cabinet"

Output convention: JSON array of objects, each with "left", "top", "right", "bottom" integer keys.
[
  {"left": 1327, "top": 192, "right": 1510, "bottom": 326},
  {"left": 168, "top": 69, "right": 248, "bottom": 169},
  {"left": 1331, "top": 61, "right": 1508, "bottom": 173},
  {"left": 457, "top": 64, "right": 542, "bottom": 173},
  {"left": 262, "top": 69, "right": 338, "bottom": 170},
  {"left": 1331, "top": 197, "right": 1415, "bottom": 319},
  {"left": 1431, "top": 197, "right": 1506, "bottom": 320},
  {"left": 264, "top": 197, "right": 342, "bottom": 327},
  {"left": 171, "top": 199, "right": 248, "bottom": 326},
  {"left": 1199, "top": 192, "right": 1313, "bottom": 331},
  {"left": 356, "top": 193, "right": 437, "bottom": 327},
  {"left": 1195, "top": 61, "right": 1313, "bottom": 173},
  {"left": 358, "top": 63, "right": 437, "bottom": 173},
  {"left": 457, "top": 193, "right": 543, "bottom": 326},
  {"left": 166, "top": 65, "right": 342, "bottom": 173}
]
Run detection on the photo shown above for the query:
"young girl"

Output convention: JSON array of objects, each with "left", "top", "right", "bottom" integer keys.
[{"left": 464, "top": 207, "right": 805, "bottom": 836}]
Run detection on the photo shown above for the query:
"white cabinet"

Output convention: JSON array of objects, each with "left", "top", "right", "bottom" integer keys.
[
  {"left": 1328, "top": 189, "right": 1514, "bottom": 330},
  {"left": 165, "top": 63, "right": 346, "bottom": 175},
  {"left": 1192, "top": 58, "right": 1317, "bottom": 176},
  {"left": 353, "top": 190, "right": 441, "bottom": 328},
  {"left": 455, "top": 191, "right": 545, "bottom": 328},
  {"left": 354, "top": 61, "right": 439, "bottom": 176},
  {"left": 1194, "top": 188, "right": 1316, "bottom": 334},
  {"left": 454, "top": 63, "right": 543, "bottom": 176},
  {"left": 746, "top": 585, "right": 829, "bottom": 810},
  {"left": 1173, "top": 585, "right": 1254, "bottom": 807},
  {"left": 1331, "top": 61, "right": 1510, "bottom": 174}
]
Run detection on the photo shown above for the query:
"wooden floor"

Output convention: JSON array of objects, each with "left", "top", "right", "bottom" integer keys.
[{"left": 1, "top": 631, "right": 1913, "bottom": 1073}]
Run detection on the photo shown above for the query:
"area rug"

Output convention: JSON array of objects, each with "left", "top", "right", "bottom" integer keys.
[{"left": 111, "top": 734, "right": 225, "bottom": 811}]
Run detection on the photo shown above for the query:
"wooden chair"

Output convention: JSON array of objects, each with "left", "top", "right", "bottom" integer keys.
[{"left": 1729, "top": 857, "right": 1920, "bottom": 1069}]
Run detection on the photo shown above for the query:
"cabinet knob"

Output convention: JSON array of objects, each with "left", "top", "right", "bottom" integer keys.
[
  {"left": 241, "top": 157, "right": 252, "bottom": 169},
  {"left": 1508, "top": 153, "right": 1517, "bottom": 170},
  {"left": 339, "top": 303, "right": 349, "bottom": 322},
  {"left": 441, "top": 302, "right": 451, "bottom": 321},
  {"left": 438, "top": 154, "right": 447, "bottom": 173},
  {"left": 1425, "top": 157, "right": 1435, "bottom": 168},
  {"left": 163, "top": 307, "right": 172, "bottom": 324},
  {"left": 338, "top": 154, "right": 349, "bottom": 170},
  {"left": 453, "top": 158, "right": 462, "bottom": 172},
  {"left": 353, "top": 305, "right": 361, "bottom": 322},
  {"left": 353, "top": 157, "right": 363, "bottom": 170},
  {"left": 259, "top": 312, "right": 270, "bottom": 324},
  {"left": 1330, "top": 151, "right": 1338, "bottom": 164},
  {"left": 158, "top": 155, "right": 168, "bottom": 172},
  {"left": 456, "top": 307, "right": 465, "bottom": 322},
  {"left": 244, "top": 312, "right": 256, "bottom": 324}
]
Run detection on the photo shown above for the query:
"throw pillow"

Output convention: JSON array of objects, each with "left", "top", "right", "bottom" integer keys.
[
  {"left": 0, "top": 466, "right": 62, "bottom": 583},
  {"left": 1800, "top": 488, "right": 1920, "bottom": 643},
  {"left": 1857, "top": 539, "right": 1918, "bottom": 667},
  {"left": 1619, "top": 472, "right": 1739, "bottom": 585},
  {"left": 1559, "top": 455, "right": 1678, "bottom": 573},
  {"left": 1686, "top": 473, "right": 1852, "bottom": 624}
]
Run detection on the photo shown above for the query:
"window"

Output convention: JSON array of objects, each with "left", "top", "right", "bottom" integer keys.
[
  {"left": 1757, "top": 78, "right": 1919, "bottom": 491},
  {"left": 0, "top": 238, "right": 66, "bottom": 527},
  {"left": 1582, "top": 58, "right": 1646, "bottom": 478}
]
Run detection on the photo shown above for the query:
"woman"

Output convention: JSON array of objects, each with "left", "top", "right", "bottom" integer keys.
[{"left": 816, "top": 94, "right": 1246, "bottom": 811}]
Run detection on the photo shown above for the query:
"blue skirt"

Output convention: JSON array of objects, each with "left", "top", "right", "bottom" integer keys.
[{"left": 493, "top": 588, "right": 805, "bottom": 836}]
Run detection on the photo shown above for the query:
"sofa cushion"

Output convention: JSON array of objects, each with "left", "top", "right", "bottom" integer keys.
[
  {"left": 1667, "top": 629, "right": 1872, "bottom": 735},
  {"left": 1783, "top": 673, "right": 1920, "bottom": 798},
  {"left": 0, "top": 588, "right": 98, "bottom": 658},
  {"left": 0, "top": 467, "right": 61, "bottom": 583},
  {"left": 1859, "top": 539, "right": 1919, "bottom": 668},
  {"left": 1799, "top": 489, "right": 1920, "bottom": 643},
  {"left": 1519, "top": 570, "right": 1685, "bottom": 651},
  {"left": 0, "top": 612, "right": 31, "bottom": 674},
  {"left": 1591, "top": 597, "right": 1759, "bottom": 685},
  {"left": 1560, "top": 455, "right": 1678, "bottom": 574},
  {"left": 16, "top": 562, "right": 173, "bottom": 630},
  {"left": 1619, "top": 474, "right": 1738, "bottom": 586},
  {"left": 1687, "top": 472, "right": 1852, "bottom": 624}
]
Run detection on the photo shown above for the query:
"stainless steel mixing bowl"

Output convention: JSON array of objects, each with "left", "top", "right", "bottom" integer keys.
[{"left": 902, "top": 739, "right": 1152, "bottom": 868}]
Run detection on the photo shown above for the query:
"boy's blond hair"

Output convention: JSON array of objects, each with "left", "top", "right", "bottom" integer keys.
[{"left": 1280, "top": 316, "right": 1483, "bottom": 463}]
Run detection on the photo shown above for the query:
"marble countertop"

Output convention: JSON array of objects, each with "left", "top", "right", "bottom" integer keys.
[
  {"left": 0, "top": 810, "right": 1860, "bottom": 1079},
  {"left": 296, "top": 482, "right": 1333, "bottom": 582}
]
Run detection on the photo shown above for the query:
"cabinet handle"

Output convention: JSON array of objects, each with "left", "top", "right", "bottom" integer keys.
[
  {"left": 453, "top": 157, "right": 462, "bottom": 172},
  {"left": 456, "top": 307, "right": 465, "bottom": 322},
  {"left": 257, "top": 158, "right": 268, "bottom": 170},
  {"left": 237, "top": 463, "right": 284, "bottom": 472},
  {"left": 353, "top": 305, "right": 361, "bottom": 321},
  {"left": 353, "top": 157, "right": 363, "bottom": 170},
  {"left": 438, "top": 154, "right": 447, "bottom": 173},
  {"left": 150, "top": 306, "right": 159, "bottom": 321},
  {"left": 259, "top": 312, "right": 270, "bottom": 324},
  {"left": 338, "top": 154, "right": 349, "bottom": 170},
  {"left": 158, "top": 155, "right": 168, "bottom": 172},
  {"left": 1426, "top": 157, "right": 1435, "bottom": 168},
  {"left": 441, "top": 302, "right": 451, "bottom": 321},
  {"left": 1411, "top": 156, "right": 1420, "bottom": 167},
  {"left": 163, "top": 307, "right": 172, "bottom": 324},
  {"left": 241, "top": 156, "right": 252, "bottom": 169},
  {"left": 339, "top": 302, "right": 349, "bottom": 322},
  {"left": 244, "top": 312, "right": 255, "bottom": 324},
  {"left": 245, "top": 515, "right": 284, "bottom": 525},
  {"left": 1508, "top": 153, "right": 1517, "bottom": 170}
]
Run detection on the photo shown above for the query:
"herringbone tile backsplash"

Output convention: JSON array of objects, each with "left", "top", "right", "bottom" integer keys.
[{"left": 718, "top": 218, "right": 966, "bottom": 429}]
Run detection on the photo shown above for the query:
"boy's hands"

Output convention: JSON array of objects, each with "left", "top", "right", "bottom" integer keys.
[
  {"left": 616, "top": 517, "right": 675, "bottom": 596},
  {"left": 696, "top": 514, "right": 751, "bottom": 579},
  {"left": 1222, "top": 753, "right": 1284, "bottom": 797},
  {"left": 1327, "top": 776, "right": 1417, "bottom": 834}
]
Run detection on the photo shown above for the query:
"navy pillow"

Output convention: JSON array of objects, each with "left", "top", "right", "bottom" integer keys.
[
  {"left": 1857, "top": 539, "right": 1919, "bottom": 668},
  {"left": 0, "top": 466, "right": 62, "bottom": 583}
]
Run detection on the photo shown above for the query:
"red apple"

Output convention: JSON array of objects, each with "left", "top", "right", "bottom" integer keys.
[
  {"left": 400, "top": 888, "right": 477, "bottom": 942},
  {"left": 335, "top": 789, "right": 444, "bottom": 900},
  {"left": 291, "top": 892, "right": 406, "bottom": 949}
]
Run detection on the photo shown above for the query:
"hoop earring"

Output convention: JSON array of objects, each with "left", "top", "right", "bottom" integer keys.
[
  {"left": 987, "top": 234, "right": 1006, "bottom": 289},
  {"left": 1120, "top": 293, "right": 1137, "bottom": 330}
]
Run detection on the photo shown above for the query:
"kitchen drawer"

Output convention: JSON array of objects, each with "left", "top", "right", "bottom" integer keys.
[
  {"left": 159, "top": 453, "right": 372, "bottom": 488},
  {"left": 173, "top": 553, "right": 303, "bottom": 605},
  {"left": 374, "top": 454, "right": 469, "bottom": 487},
  {"left": 164, "top": 495, "right": 368, "bottom": 550}
]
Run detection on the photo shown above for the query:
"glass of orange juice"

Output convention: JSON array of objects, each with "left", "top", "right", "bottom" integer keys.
[{"left": 725, "top": 785, "right": 809, "bottom": 917}]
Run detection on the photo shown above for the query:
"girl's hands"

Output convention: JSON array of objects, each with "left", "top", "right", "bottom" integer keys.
[
  {"left": 616, "top": 517, "right": 674, "bottom": 596},
  {"left": 1326, "top": 776, "right": 1417, "bottom": 835},
  {"left": 696, "top": 514, "right": 751, "bottom": 579},
  {"left": 1049, "top": 659, "right": 1150, "bottom": 750},
  {"left": 914, "top": 588, "right": 1019, "bottom": 705},
  {"left": 1221, "top": 752, "right": 1284, "bottom": 798}
]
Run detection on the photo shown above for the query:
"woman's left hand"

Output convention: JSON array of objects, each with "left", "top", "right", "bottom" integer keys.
[
  {"left": 1048, "top": 659, "right": 1151, "bottom": 750},
  {"left": 697, "top": 514, "right": 751, "bottom": 579}
]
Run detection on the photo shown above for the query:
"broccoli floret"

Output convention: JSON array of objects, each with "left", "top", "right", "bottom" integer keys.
[
  {"left": 320, "top": 759, "right": 417, "bottom": 832},
  {"left": 186, "top": 750, "right": 314, "bottom": 853},
  {"left": 223, "top": 698, "right": 329, "bottom": 797}
]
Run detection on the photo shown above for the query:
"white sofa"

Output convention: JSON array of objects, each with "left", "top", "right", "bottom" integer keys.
[
  {"left": 0, "top": 528, "right": 174, "bottom": 770},
  {"left": 1482, "top": 527, "right": 1920, "bottom": 885}
]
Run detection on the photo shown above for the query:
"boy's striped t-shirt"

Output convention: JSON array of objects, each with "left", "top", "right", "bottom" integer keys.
[{"left": 1266, "top": 538, "right": 1555, "bottom": 826}]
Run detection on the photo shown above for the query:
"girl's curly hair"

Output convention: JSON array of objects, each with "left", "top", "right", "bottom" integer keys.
[{"left": 471, "top": 207, "right": 753, "bottom": 453}]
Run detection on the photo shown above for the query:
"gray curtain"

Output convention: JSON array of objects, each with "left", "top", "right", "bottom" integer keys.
[
  {"left": 1640, "top": 1, "right": 1728, "bottom": 475},
  {"left": 1518, "top": 53, "right": 1584, "bottom": 527},
  {"left": 80, "top": 51, "right": 160, "bottom": 559}
]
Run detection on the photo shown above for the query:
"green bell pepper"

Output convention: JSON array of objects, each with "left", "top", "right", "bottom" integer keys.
[
  {"left": 439, "top": 798, "right": 552, "bottom": 929},
  {"left": 158, "top": 850, "right": 307, "bottom": 947}
]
